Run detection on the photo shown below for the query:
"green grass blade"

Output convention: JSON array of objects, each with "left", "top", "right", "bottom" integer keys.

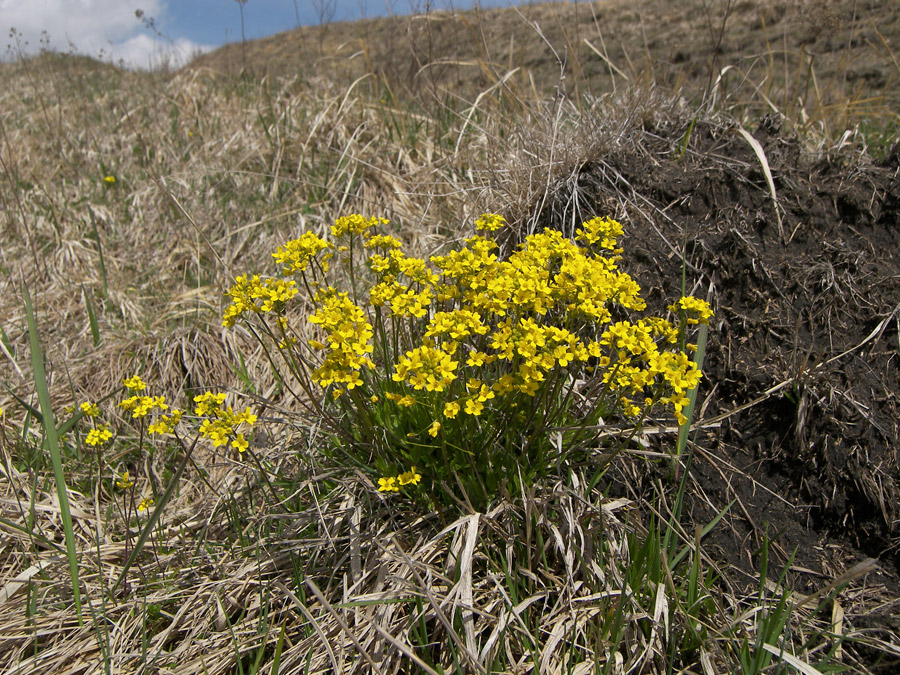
[
  {"left": 0, "top": 514, "right": 66, "bottom": 555},
  {"left": 270, "top": 624, "right": 286, "bottom": 675},
  {"left": 81, "top": 283, "right": 101, "bottom": 348},
  {"left": 112, "top": 434, "right": 197, "bottom": 592},
  {"left": 23, "top": 285, "right": 82, "bottom": 624},
  {"left": 89, "top": 208, "right": 108, "bottom": 298},
  {"left": 0, "top": 383, "right": 44, "bottom": 423},
  {"left": 677, "top": 321, "right": 709, "bottom": 456}
]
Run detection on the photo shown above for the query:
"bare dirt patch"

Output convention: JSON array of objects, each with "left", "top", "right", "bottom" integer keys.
[{"left": 529, "top": 110, "right": 900, "bottom": 656}]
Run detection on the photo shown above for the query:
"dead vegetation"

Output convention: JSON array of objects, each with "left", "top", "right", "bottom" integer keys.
[{"left": 1, "top": 1, "right": 899, "bottom": 673}]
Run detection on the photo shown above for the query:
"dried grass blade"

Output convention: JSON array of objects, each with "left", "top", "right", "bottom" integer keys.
[
  {"left": 273, "top": 581, "right": 339, "bottom": 674},
  {"left": 303, "top": 577, "right": 382, "bottom": 672},
  {"left": 760, "top": 643, "right": 825, "bottom": 675},
  {"left": 736, "top": 126, "right": 785, "bottom": 243},
  {"left": 0, "top": 557, "right": 60, "bottom": 606},
  {"left": 111, "top": 434, "right": 197, "bottom": 592},
  {"left": 583, "top": 39, "right": 630, "bottom": 81}
]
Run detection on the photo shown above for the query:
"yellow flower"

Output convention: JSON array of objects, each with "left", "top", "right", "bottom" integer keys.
[
  {"left": 378, "top": 476, "right": 399, "bottom": 493},
  {"left": 115, "top": 471, "right": 134, "bottom": 490},
  {"left": 85, "top": 426, "right": 112, "bottom": 447},
  {"left": 123, "top": 375, "right": 146, "bottom": 392},
  {"left": 120, "top": 395, "right": 167, "bottom": 419},
  {"left": 427, "top": 421, "right": 441, "bottom": 437},
  {"left": 79, "top": 401, "right": 100, "bottom": 417},
  {"left": 392, "top": 345, "right": 458, "bottom": 392},
  {"left": 332, "top": 214, "right": 388, "bottom": 238},
  {"left": 443, "top": 401, "right": 460, "bottom": 418},
  {"left": 138, "top": 497, "right": 154, "bottom": 512},
  {"left": 272, "top": 232, "right": 332, "bottom": 274},
  {"left": 103, "top": 175, "right": 116, "bottom": 184},
  {"left": 668, "top": 296, "right": 714, "bottom": 325},
  {"left": 463, "top": 398, "right": 484, "bottom": 416},
  {"left": 232, "top": 434, "right": 249, "bottom": 453},
  {"left": 397, "top": 467, "right": 422, "bottom": 486},
  {"left": 148, "top": 409, "right": 182, "bottom": 435},
  {"left": 474, "top": 213, "right": 507, "bottom": 232}
]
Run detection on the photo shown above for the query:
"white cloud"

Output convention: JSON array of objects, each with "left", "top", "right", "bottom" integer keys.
[{"left": 0, "top": 0, "right": 212, "bottom": 68}]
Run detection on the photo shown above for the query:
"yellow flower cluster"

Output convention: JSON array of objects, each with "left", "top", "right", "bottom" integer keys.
[
  {"left": 368, "top": 247, "right": 438, "bottom": 318},
  {"left": 148, "top": 409, "right": 183, "bottom": 435},
  {"left": 115, "top": 471, "right": 135, "bottom": 490},
  {"left": 378, "top": 466, "right": 422, "bottom": 492},
  {"left": 224, "top": 213, "right": 712, "bottom": 499},
  {"left": 308, "top": 289, "right": 376, "bottom": 389},
  {"left": 597, "top": 320, "right": 704, "bottom": 424},
  {"left": 85, "top": 426, "right": 113, "bottom": 447},
  {"left": 474, "top": 213, "right": 507, "bottom": 232},
  {"left": 272, "top": 232, "right": 332, "bottom": 274},
  {"left": 575, "top": 215, "right": 624, "bottom": 251},
  {"left": 80, "top": 401, "right": 100, "bottom": 417},
  {"left": 668, "top": 296, "right": 715, "bottom": 325},
  {"left": 392, "top": 345, "right": 458, "bottom": 392},
  {"left": 123, "top": 375, "right": 147, "bottom": 392},
  {"left": 332, "top": 214, "right": 388, "bottom": 237},
  {"left": 193, "top": 392, "right": 257, "bottom": 453},
  {"left": 222, "top": 275, "right": 298, "bottom": 328},
  {"left": 120, "top": 394, "right": 168, "bottom": 419}
]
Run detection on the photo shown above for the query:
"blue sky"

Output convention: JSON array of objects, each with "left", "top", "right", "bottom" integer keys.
[{"left": 1, "top": 0, "right": 522, "bottom": 69}]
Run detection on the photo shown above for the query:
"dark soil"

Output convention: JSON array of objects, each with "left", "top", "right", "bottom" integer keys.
[{"left": 533, "top": 113, "right": 900, "bottom": 663}]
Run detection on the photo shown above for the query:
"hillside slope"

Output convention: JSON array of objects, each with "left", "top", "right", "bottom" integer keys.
[{"left": 192, "top": 0, "right": 899, "bottom": 138}]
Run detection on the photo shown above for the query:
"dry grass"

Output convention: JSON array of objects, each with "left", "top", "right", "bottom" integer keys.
[{"left": 1, "top": 2, "right": 899, "bottom": 673}]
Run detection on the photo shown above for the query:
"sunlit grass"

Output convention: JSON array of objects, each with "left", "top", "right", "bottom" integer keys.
[{"left": 0, "top": 3, "right": 896, "bottom": 671}]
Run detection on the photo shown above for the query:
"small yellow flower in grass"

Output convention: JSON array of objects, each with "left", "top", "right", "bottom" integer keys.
[
  {"left": 148, "top": 409, "right": 182, "bottom": 435},
  {"left": 103, "top": 175, "right": 116, "bottom": 185},
  {"left": 427, "top": 421, "right": 441, "bottom": 437},
  {"left": 378, "top": 476, "right": 399, "bottom": 493},
  {"left": 370, "top": 394, "right": 379, "bottom": 403},
  {"left": 85, "top": 426, "right": 112, "bottom": 447},
  {"left": 464, "top": 398, "right": 485, "bottom": 416},
  {"left": 79, "top": 402, "right": 100, "bottom": 417},
  {"left": 193, "top": 391, "right": 227, "bottom": 416},
  {"left": 332, "top": 388, "right": 344, "bottom": 400},
  {"left": 272, "top": 232, "right": 332, "bottom": 274},
  {"left": 120, "top": 395, "right": 167, "bottom": 419},
  {"left": 668, "top": 296, "right": 714, "bottom": 325},
  {"left": 443, "top": 401, "right": 460, "bottom": 418},
  {"left": 123, "top": 375, "right": 146, "bottom": 392},
  {"left": 364, "top": 233, "right": 403, "bottom": 250},
  {"left": 236, "top": 408, "right": 256, "bottom": 425},
  {"left": 332, "top": 214, "right": 388, "bottom": 238},
  {"left": 138, "top": 497, "right": 154, "bottom": 512},
  {"left": 397, "top": 467, "right": 422, "bottom": 486},
  {"left": 575, "top": 216, "right": 624, "bottom": 250},
  {"left": 385, "top": 392, "right": 416, "bottom": 407},
  {"left": 231, "top": 433, "right": 249, "bottom": 453},
  {"left": 474, "top": 213, "right": 507, "bottom": 232},
  {"left": 115, "top": 471, "right": 134, "bottom": 490}
]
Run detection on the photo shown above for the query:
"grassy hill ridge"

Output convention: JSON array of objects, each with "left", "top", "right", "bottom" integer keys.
[{"left": 192, "top": 0, "right": 900, "bottom": 142}]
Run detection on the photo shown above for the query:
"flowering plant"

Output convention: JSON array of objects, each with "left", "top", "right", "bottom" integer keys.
[{"left": 224, "top": 214, "right": 712, "bottom": 509}]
